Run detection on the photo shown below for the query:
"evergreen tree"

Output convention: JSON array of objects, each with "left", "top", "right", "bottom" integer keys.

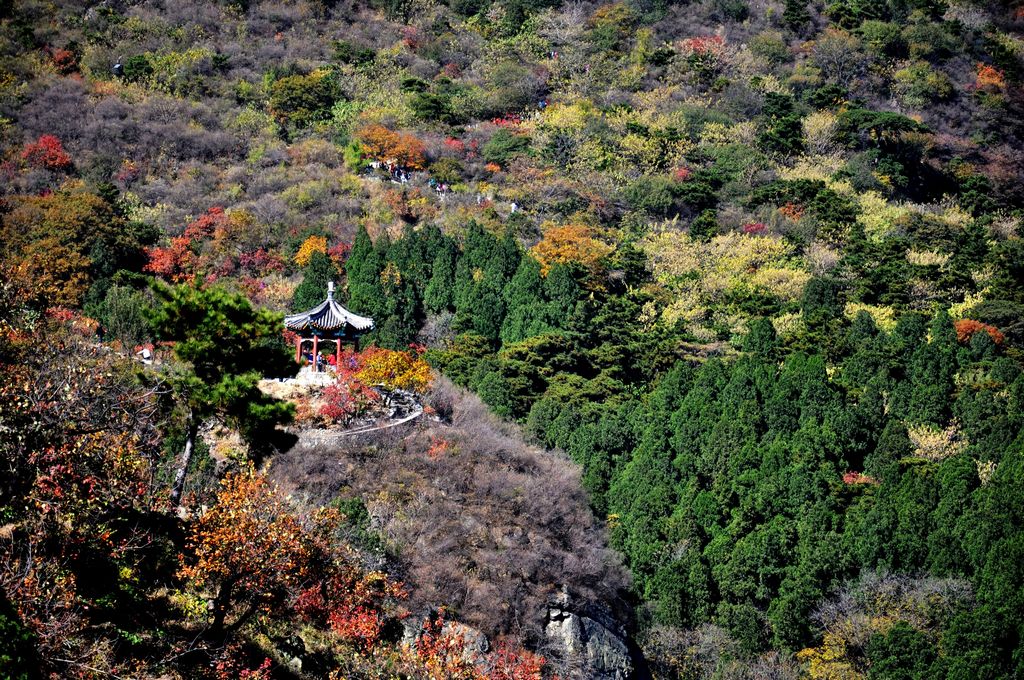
[
  {"left": 147, "top": 284, "right": 297, "bottom": 506},
  {"left": 453, "top": 224, "right": 511, "bottom": 343},
  {"left": 423, "top": 239, "right": 458, "bottom": 314},
  {"left": 899, "top": 309, "right": 958, "bottom": 425},
  {"left": 292, "top": 250, "right": 340, "bottom": 310},
  {"left": 501, "top": 256, "right": 551, "bottom": 344},
  {"left": 345, "top": 225, "right": 384, "bottom": 317},
  {"left": 783, "top": 0, "right": 811, "bottom": 32},
  {"left": 375, "top": 269, "right": 421, "bottom": 349},
  {"left": 689, "top": 210, "right": 719, "bottom": 242},
  {"left": 454, "top": 275, "right": 506, "bottom": 342},
  {"left": 744, "top": 317, "right": 779, "bottom": 361},
  {"left": 544, "top": 263, "right": 584, "bottom": 329}
]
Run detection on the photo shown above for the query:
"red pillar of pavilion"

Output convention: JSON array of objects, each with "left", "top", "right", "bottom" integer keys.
[{"left": 295, "top": 336, "right": 302, "bottom": 363}]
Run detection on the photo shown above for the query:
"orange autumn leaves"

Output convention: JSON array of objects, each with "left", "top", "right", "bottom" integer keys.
[
  {"left": 954, "top": 318, "right": 1004, "bottom": 345},
  {"left": 179, "top": 466, "right": 405, "bottom": 643},
  {"left": 356, "top": 124, "right": 427, "bottom": 170},
  {"left": 530, "top": 222, "right": 612, "bottom": 281}
]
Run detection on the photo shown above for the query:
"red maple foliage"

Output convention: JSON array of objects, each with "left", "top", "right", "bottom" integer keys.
[
  {"left": 296, "top": 567, "right": 407, "bottom": 650},
  {"left": 487, "top": 641, "right": 548, "bottom": 680},
  {"left": 445, "top": 137, "right": 467, "bottom": 154},
  {"left": 328, "top": 241, "right": 351, "bottom": 265},
  {"left": 320, "top": 350, "right": 381, "bottom": 423},
  {"left": 144, "top": 207, "right": 230, "bottom": 282},
  {"left": 49, "top": 47, "right": 78, "bottom": 74},
  {"left": 239, "top": 247, "right": 286, "bottom": 275},
  {"left": 413, "top": 612, "right": 480, "bottom": 679},
  {"left": 21, "top": 134, "right": 72, "bottom": 171},
  {"left": 410, "top": 613, "right": 552, "bottom": 679},
  {"left": 492, "top": 115, "right": 524, "bottom": 129},
  {"left": 843, "top": 471, "right": 879, "bottom": 485},
  {"left": 680, "top": 34, "right": 725, "bottom": 56}
]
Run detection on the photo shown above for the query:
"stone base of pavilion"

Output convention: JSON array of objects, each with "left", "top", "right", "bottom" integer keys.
[
  {"left": 260, "top": 366, "right": 338, "bottom": 391},
  {"left": 284, "top": 366, "right": 337, "bottom": 387}
]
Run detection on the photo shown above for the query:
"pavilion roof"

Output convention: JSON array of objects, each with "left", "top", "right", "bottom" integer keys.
[{"left": 284, "top": 283, "right": 374, "bottom": 335}]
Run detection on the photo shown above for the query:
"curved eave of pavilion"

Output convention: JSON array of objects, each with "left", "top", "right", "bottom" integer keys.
[{"left": 284, "top": 298, "right": 374, "bottom": 335}]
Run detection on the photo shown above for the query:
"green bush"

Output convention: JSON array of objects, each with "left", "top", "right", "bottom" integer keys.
[
  {"left": 892, "top": 61, "right": 953, "bottom": 108},
  {"left": 624, "top": 176, "right": 676, "bottom": 217},
  {"left": 482, "top": 129, "right": 531, "bottom": 166},
  {"left": 121, "top": 54, "right": 153, "bottom": 83},
  {"left": 429, "top": 158, "right": 464, "bottom": 184},
  {"left": 858, "top": 20, "right": 906, "bottom": 57},
  {"left": 269, "top": 70, "right": 342, "bottom": 130},
  {"left": 0, "top": 590, "right": 38, "bottom": 680},
  {"left": 332, "top": 40, "right": 375, "bottom": 66}
]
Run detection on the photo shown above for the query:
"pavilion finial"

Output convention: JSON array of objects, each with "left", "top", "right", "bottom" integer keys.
[{"left": 327, "top": 281, "right": 335, "bottom": 300}]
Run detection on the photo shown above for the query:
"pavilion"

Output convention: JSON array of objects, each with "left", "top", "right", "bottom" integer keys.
[{"left": 284, "top": 282, "right": 374, "bottom": 371}]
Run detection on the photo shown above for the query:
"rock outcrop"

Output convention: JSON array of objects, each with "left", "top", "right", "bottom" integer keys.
[{"left": 544, "top": 591, "right": 635, "bottom": 679}]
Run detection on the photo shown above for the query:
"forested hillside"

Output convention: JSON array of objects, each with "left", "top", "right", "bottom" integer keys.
[{"left": 2, "top": 0, "right": 1024, "bottom": 676}]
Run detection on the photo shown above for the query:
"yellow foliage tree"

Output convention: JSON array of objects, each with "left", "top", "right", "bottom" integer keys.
[
  {"left": 640, "top": 229, "right": 810, "bottom": 335},
  {"left": 796, "top": 631, "right": 865, "bottom": 680},
  {"left": 355, "top": 347, "right": 433, "bottom": 393},
  {"left": 295, "top": 235, "right": 328, "bottom": 267},
  {"left": 16, "top": 238, "right": 92, "bottom": 307}
]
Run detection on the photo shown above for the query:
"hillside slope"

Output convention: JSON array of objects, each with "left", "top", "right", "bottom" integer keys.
[{"left": 2, "top": 0, "right": 1024, "bottom": 677}]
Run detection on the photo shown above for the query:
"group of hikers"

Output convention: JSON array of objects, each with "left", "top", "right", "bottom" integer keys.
[
  {"left": 364, "top": 158, "right": 521, "bottom": 212},
  {"left": 368, "top": 160, "right": 413, "bottom": 183},
  {"left": 301, "top": 350, "right": 338, "bottom": 373}
]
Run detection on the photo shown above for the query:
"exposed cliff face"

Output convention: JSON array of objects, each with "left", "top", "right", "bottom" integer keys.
[
  {"left": 544, "top": 592, "right": 636, "bottom": 680},
  {"left": 397, "top": 596, "right": 638, "bottom": 680}
]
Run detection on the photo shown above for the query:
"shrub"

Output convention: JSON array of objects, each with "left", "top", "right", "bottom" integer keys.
[
  {"left": 587, "top": 3, "right": 637, "bottom": 53},
  {"left": 892, "top": 61, "right": 953, "bottom": 108},
  {"left": 813, "top": 29, "right": 869, "bottom": 86},
  {"left": 482, "top": 129, "right": 531, "bottom": 166},
  {"left": 333, "top": 40, "right": 376, "bottom": 66},
  {"left": 759, "top": 93, "right": 804, "bottom": 156},
  {"left": 749, "top": 32, "right": 789, "bottom": 65},
  {"left": 269, "top": 69, "right": 342, "bottom": 129},
  {"left": 21, "top": 135, "right": 72, "bottom": 171},
  {"left": 120, "top": 54, "right": 153, "bottom": 83},
  {"left": 902, "top": 21, "right": 959, "bottom": 60},
  {"left": 624, "top": 176, "right": 676, "bottom": 217},
  {"left": 858, "top": 20, "right": 905, "bottom": 57},
  {"left": 429, "top": 158, "right": 464, "bottom": 184},
  {"left": 356, "top": 346, "right": 433, "bottom": 393}
]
